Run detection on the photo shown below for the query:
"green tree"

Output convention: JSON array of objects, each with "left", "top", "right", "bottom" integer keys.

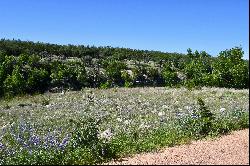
[
  {"left": 104, "top": 60, "right": 126, "bottom": 86},
  {"left": 27, "top": 68, "right": 49, "bottom": 93},
  {"left": 121, "top": 70, "right": 133, "bottom": 87},
  {"left": 3, "top": 66, "right": 26, "bottom": 96},
  {"left": 211, "top": 47, "right": 248, "bottom": 88},
  {"left": 162, "top": 63, "right": 179, "bottom": 87}
]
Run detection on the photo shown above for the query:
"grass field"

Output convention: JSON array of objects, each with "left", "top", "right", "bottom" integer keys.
[{"left": 0, "top": 87, "right": 249, "bottom": 164}]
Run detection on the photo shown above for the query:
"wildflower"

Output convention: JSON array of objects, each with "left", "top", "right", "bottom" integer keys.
[
  {"left": 99, "top": 128, "right": 113, "bottom": 140},
  {"left": 59, "top": 134, "right": 71, "bottom": 150},
  {"left": 46, "top": 104, "right": 52, "bottom": 108},
  {"left": 185, "top": 105, "right": 193, "bottom": 112},
  {"left": 158, "top": 111, "right": 165, "bottom": 117},
  {"left": 29, "top": 135, "right": 41, "bottom": 146},
  {"left": 191, "top": 113, "right": 199, "bottom": 119},
  {"left": 139, "top": 123, "right": 150, "bottom": 129},
  {"left": 162, "top": 105, "right": 168, "bottom": 109},
  {"left": 176, "top": 112, "right": 184, "bottom": 117},
  {"left": 117, "top": 117, "right": 122, "bottom": 122},
  {"left": 124, "top": 119, "right": 132, "bottom": 125},
  {"left": 0, "top": 142, "right": 4, "bottom": 149},
  {"left": 151, "top": 109, "right": 157, "bottom": 114},
  {"left": 220, "top": 108, "right": 226, "bottom": 112}
]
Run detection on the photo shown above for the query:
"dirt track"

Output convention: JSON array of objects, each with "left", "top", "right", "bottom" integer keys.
[{"left": 104, "top": 129, "right": 249, "bottom": 165}]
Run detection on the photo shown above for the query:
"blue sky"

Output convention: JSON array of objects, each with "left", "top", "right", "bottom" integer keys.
[{"left": 0, "top": 0, "right": 249, "bottom": 59}]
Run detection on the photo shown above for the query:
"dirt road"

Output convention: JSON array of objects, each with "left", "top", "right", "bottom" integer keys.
[{"left": 104, "top": 129, "right": 249, "bottom": 165}]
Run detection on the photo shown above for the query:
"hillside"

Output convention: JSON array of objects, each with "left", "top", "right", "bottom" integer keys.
[{"left": 0, "top": 39, "right": 249, "bottom": 97}]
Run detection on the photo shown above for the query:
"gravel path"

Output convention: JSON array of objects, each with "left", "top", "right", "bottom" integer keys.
[{"left": 104, "top": 129, "right": 249, "bottom": 165}]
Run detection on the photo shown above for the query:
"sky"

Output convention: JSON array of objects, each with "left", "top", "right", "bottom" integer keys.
[{"left": 0, "top": 0, "right": 249, "bottom": 59}]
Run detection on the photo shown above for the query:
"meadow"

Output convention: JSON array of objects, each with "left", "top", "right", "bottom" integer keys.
[{"left": 0, "top": 87, "right": 248, "bottom": 164}]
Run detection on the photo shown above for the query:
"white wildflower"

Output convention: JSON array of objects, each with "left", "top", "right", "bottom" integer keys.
[
  {"left": 176, "top": 112, "right": 184, "bottom": 118},
  {"left": 151, "top": 108, "right": 157, "bottom": 114},
  {"left": 99, "top": 128, "right": 113, "bottom": 140},
  {"left": 162, "top": 105, "right": 168, "bottom": 109},
  {"left": 158, "top": 111, "right": 165, "bottom": 117},
  {"left": 139, "top": 123, "right": 151, "bottom": 129},
  {"left": 220, "top": 108, "right": 226, "bottom": 113},
  {"left": 45, "top": 104, "right": 52, "bottom": 108},
  {"left": 185, "top": 105, "right": 193, "bottom": 112},
  {"left": 117, "top": 117, "right": 122, "bottom": 122},
  {"left": 124, "top": 119, "right": 132, "bottom": 125},
  {"left": 60, "top": 90, "right": 65, "bottom": 95}
]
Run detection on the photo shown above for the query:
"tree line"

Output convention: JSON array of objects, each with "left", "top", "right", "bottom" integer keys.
[{"left": 0, "top": 39, "right": 249, "bottom": 97}]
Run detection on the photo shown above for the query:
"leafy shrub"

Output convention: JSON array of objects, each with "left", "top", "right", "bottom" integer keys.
[
  {"left": 146, "top": 67, "right": 164, "bottom": 86},
  {"left": 184, "top": 79, "right": 196, "bottom": 90},
  {"left": 178, "top": 98, "right": 215, "bottom": 138},
  {"left": 27, "top": 68, "right": 49, "bottom": 93},
  {"left": 100, "top": 81, "right": 111, "bottom": 89},
  {"left": 121, "top": 70, "right": 134, "bottom": 87},
  {"left": 162, "top": 64, "right": 180, "bottom": 87},
  {"left": 195, "top": 98, "right": 215, "bottom": 136},
  {"left": 3, "top": 66, "right": 26, "bottom": 97},
  {"left": 104, "top": 60, "right": 126, "bottom": 85},
  {"left": 50, "top": 61, "right": 87, "bottom": 90},
  {"left": 124, "top": 81, "right": 133, "bottom": 88},
  {"left": 211, "top": 47, "right": 249, "bottom": 88}
]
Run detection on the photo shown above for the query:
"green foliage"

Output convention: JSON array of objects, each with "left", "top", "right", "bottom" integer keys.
[
  {"left": 121, "top": 70, "right": 134, "bottom": 87},
  {"left": 104, "top": 60, "right": 126, "bottom": 85},
  {"left": 179, "top": 98, "right": 215, "bottom": 138},
  {"left": 124, "top": 81, "right": 133, "bottom": 88},
  {"left": 131, "top": 66, "right": 147, "bottom": 85},
  {"left": 211, "top": 110, "right": 249, "bottom": 136},
  {"left": 67, "top": 118, "right": 117, "bottom": 164},
  {"left": 184, "top": 50, "right": 212, "bottom": 88},
  {"left": 3, "top": 66, "right": 26, "bottom": 97},
  {"left": 162, "top": 64, "right": 179, "bottom": 87},
  {"left": 0, "top": 39, "right": 249, "bottom": 98},
  {"left": 50, "top": 61, "right": 87, "bottom": 90},
  {"left": 100, "top": 81, "right": 111, "bottom": 89},
  {"left": 0, "top": 118, "right": 118, "bottom": 165},
  {"left": 211, "top": 47, "right": 249, "bottom": 88},
  {"left": 196, "top": 98, "right": 215, "bottom": 136},
  {"left": 184, "top": 79, "right": 196, "bottom": 90},
  {"left": 146, "top": 67, "right": 163, "bottom": 86},
  {"left": 27, "top": 68, "right": 49, "bottom": 93}
]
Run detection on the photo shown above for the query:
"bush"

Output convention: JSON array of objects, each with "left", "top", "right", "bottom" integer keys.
[
  {"left": 162, "top": 64, "right": 180, "bottom": 87},
  {"left": 27, "top": 68, "right": 49, "bottom": 93},
  {"left": 178, "top": 98, "right": 215, "bottom": 138},
  {"left": 211, "top": 47, "right": 249, "bottom": 88},
  {"left": 100, "top": 82, "right": 111, "bottom": 89},
  {"left": 121, "top": 70, "right": 134, "bottom": 87},
  {"left": 3, "top": 66, "right": 26, "bottom": 97},
  {"left": 104, "top": 60, "right": 126, "bottom": 86},
  {"left": 50, "top": 61, "right": 87, "bottom": 90},
  {"left": 124, "top": 81, "right": 133, "bottom": 88}
]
